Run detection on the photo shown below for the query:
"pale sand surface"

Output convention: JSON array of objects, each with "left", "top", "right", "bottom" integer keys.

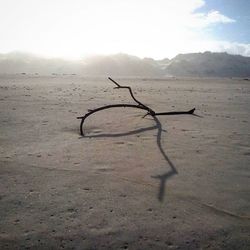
[{"left": 0, "top": 75, "right": 250, "bottom": 249}]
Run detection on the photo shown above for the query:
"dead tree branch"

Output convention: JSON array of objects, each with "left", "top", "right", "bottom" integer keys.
[{"left": 77, "top": 77, "right": 195, "bottom": 136}]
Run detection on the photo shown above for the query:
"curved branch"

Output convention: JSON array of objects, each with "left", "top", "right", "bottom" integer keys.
[
  {"left": 77, "top": 78, "right": 195, "bottom": 136},
  {"left": 77, "top": 104, "right": 150, "bottom": 136},
  {"left": 77, "top": 105, "right": 195, "bottom": 136}
]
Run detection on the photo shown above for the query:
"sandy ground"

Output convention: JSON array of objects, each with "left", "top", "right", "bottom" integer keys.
[{"left": 0, "top": 75, "right": 250, "bottom": 249}]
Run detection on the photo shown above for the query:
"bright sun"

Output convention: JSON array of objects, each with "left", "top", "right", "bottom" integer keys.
[{"left": 0, "top": 0, "right": 235, "bottom": 59}]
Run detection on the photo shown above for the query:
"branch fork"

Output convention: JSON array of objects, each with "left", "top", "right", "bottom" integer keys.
[{"left": 77, "top": 77, "right": 195, "bottom": 136}]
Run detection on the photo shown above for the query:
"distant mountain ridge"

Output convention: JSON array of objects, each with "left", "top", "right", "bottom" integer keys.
[
  {"left": 0, "top": 51, "right": 250, "bottom": 77},
  {"left": 166, "top": 51, "right": 250, "bottom": 77}
]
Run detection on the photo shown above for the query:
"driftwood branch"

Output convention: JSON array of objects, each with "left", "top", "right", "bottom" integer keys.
[
  {"left": 77, "top": 77, "right": 195, "bottom": 136},
  {"left": 108, "top": 77, "right": 155, "bottom": 115}
]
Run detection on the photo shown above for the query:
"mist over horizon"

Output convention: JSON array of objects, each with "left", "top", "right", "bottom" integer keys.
[
  {"left": 1, "top": 50, "right": 250, "bottom": 77},
  {"left": 1, "top": 0, "right": 249, "bottom": 77},
  {"left": 2, "top": 48, "right": 250, "bottom": 61}
]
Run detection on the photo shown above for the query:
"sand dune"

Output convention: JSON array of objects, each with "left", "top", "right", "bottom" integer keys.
[{"left": 0, "top": 75, "right": 249, "bottom": 249}]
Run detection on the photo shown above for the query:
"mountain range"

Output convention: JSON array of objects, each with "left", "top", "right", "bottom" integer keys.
[{"left": 1, "top": 51, "right": 250, "bottom": 77}]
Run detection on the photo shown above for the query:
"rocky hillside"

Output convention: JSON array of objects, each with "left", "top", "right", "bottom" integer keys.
[{"left": 165, "top": 52, "right": 250, "bottom": 77}]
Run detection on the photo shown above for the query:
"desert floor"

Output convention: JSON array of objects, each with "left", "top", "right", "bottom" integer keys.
[{"left": 0, "top": 75, "right": 250, "bottom": 249}]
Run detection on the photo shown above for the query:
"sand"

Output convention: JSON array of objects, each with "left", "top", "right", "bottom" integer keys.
[{"left": 0, "top": 75, "right": 249, "bottom": 249}]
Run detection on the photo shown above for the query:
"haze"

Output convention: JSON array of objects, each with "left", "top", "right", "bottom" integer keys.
[{"left": 1, "top": 0, "right": 249, "bottom": 59}]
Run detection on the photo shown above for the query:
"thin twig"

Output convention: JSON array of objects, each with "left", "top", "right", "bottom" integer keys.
[
  {"left": 108, "top": 77, "right": 155, "bottom": 115},
  {"left": 155, "top": 108, "right": 195, "bottom": 116}
]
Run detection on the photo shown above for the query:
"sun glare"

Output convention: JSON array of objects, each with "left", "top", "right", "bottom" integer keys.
[{"left": 0, "top": 0, "right": 240, "bottom": 59}]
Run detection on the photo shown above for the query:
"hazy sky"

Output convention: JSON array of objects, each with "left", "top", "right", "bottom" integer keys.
[{"left": 0, "top": 0, "right": 249, "bottom": 59}]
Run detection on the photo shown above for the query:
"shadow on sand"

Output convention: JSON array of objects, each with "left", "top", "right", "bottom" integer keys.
[
  {"left": 151, "top": 116, "right": 177, "bottom": 201},
  {"left": 81, "top": 115, "right": 182, "bottom": 202}
]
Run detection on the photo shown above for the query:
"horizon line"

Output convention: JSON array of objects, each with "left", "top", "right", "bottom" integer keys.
[{"left": 0, "top": 50, "right": 249, "bottom": 61}]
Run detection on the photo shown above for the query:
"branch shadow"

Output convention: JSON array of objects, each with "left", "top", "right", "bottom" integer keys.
[
  {"left": 82, "top": 125, "right": 157, "bottom": 138},
  {"left": 192, "top": 113, "right": 203, "bottom": 118},
  {"left": 80, "top": 116, "right": 178, "bottom": 202},
  {"left": 151, "top": 116, "right": 177, "bottom": 202}
]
